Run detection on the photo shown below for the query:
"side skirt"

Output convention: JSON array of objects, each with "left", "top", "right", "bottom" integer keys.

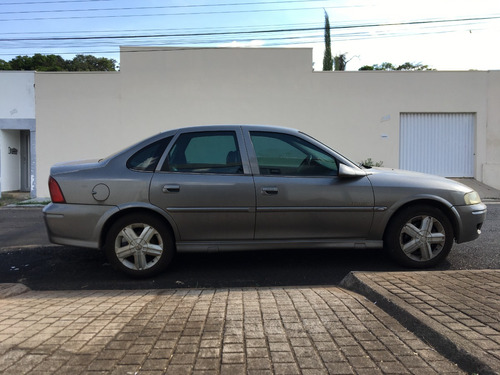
[{"left": 176, "top": 239, "right": 383, "bottom": 253}]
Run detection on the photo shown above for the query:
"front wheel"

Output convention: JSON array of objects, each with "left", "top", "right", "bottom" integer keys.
[
  {"left": 384, "top": 205, "right": 454, "bottom": 268},
  {"left": 104, "top": 213, "right": 174, "bottom": 278}
]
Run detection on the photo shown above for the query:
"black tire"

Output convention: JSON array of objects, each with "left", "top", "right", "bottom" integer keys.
[
  {"left": 104, "top": 213, "right": 174, "bottom": 278},
  {"left": 384, "top": 205, "right": 454, "bottom": 268}
]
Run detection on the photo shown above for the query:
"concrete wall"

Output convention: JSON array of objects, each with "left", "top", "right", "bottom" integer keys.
[
  {"left": 35, "top": 72, "right": 121, "bottom": 161},
  {"left": 0, "top": 72, "right": 35, "bottom": 119},
  {"left": 484, "top": 71, "right": 500, "bottom": 189},
  {"left": 35, "top": 47, "right": 500, "bottom": 197},
  {"left": 0, "top": 71, "right": 36, "bottom": 196},
  {"left": 0, "top": 130, "right": 20, "bottom": 191},
  {"left": 308, "top": 71, "right": 489, "bottom": 177}
]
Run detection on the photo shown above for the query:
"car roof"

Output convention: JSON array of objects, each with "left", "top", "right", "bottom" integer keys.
[{"left": 165, "top": 124, "right": 299, "bottom": 134}]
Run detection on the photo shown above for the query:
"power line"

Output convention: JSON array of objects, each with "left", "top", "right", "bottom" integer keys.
[
  {"left": 1, "top": 0, "right": 334, "bottom": 13},
  {"left": 0, "top": 0, "right": 112, "bottom": 5},
  {"left": 0, "top": 21, "right": 320, "bottom": 36},
  {"left": 2, "top": 15, "right": 498, "bottom": 42},
  {"left": 1, "top": 5, "right": 337, "bottom": 22},
  {"left": 0, "top": 0, "right": 331, "bottom": 6},
  {"left": 1, "top": 1, "right": 498, "bottom": 63}
]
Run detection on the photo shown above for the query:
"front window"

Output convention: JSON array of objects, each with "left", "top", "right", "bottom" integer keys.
[
  {"left": 163, "top": 131, "right": 243, "bottom": 174},
  {"left": 250, "top": 132, "right": 338, "bottom": 176}
]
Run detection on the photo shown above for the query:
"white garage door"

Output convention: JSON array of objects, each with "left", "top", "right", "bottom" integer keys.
[{"left": 400, "top": 113, "right": 475, "bottom": 177}]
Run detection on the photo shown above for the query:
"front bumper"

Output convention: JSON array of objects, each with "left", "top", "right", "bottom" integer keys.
[
  {"left": 453, "top": 203, "right": 487, "bottom": 243},
  {"left": 43, "top": 203, "right": 118, "bottom": 249}
]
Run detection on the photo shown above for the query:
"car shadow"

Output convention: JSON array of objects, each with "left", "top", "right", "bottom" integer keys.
[{"left": 0, "top": 245, "right": 433, "bottom": 291}]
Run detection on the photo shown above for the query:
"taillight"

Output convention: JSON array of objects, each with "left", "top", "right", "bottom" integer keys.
[{"left": 48, "top": 177, "right": 66, "bottom": 203}]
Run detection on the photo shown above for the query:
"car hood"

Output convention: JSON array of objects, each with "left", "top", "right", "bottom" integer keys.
[
  {"left": 367, "top": 167, "right": 472, "bottom": 191},
  {"left": 365, "top": 167, "right": 474, "bottom": 206}
]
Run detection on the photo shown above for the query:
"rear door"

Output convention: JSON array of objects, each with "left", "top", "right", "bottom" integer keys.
[
  {"left": 150, "top": 128, "right": 256, "bottom": 241},
  {"left": 246, "top": 130, "right": 374, "bottom": 240}
]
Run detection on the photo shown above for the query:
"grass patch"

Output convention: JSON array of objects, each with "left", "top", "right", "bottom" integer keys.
[{"left": 15, "top": 200, "right": 51, "bottom": 206}]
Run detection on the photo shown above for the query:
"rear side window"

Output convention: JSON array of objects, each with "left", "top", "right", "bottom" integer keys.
[
  {"left": 127, "top": 136, "right": 172, "bottom": 172},
  {"left": 163, "top": 131, "right": 243, "bottom": 174}
]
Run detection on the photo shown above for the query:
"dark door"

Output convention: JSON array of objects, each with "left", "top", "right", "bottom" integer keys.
[{"left": 20, "top": 130, "right": 31, "bottom": 192}]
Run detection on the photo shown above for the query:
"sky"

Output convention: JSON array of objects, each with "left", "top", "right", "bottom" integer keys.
[{"left": 1, "top": 0, "right": 500, "bottom": 71}]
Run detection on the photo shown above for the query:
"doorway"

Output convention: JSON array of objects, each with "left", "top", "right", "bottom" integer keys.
[{"left": 20, "top": 130, "right": 31, "bottom": 192}]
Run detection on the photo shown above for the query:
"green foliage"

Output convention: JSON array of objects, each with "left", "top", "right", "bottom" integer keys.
[
  {"left": 0, "top": 59, "right": 11, "bottom": 70},
  {"left": 361, "top": 158, "right": 384, "bottom": 167},
  {"left": 359, "top": 62, "right": 433, "bottom": 71},
  {"left": 322, "top": 11, "right": 333, "bottom": 71},
  {"left": 334, "top": 54, "right": 347, "bottom": 71},
  {"left": 70, "top": 54, "right": 116, "bottom": 71},
  {"left": 0, "top": 54, "right": 117, "bottom": 71}
]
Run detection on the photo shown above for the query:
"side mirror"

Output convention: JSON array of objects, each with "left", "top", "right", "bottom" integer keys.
[{"left": 338, "top": 163, "right": 367, "bottom": 178}]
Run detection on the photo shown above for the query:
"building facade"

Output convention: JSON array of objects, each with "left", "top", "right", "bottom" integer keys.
[
  {"left": 0, "top": 71, "right": 36, "bottom": 198},
  {"left": 7, "top": 47, "right": 500, "bottom": 197}
]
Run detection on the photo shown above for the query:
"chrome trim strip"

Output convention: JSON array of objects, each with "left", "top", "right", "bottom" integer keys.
[
  {"left": 167, "top": 207, "right": 252, "bottom": 213},
  {"left": 257, "top": 206, "right": 376, "bottom": 213}
]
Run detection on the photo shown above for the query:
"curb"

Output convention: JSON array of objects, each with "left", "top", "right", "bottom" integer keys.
[
  {"left": 0, "top": 283, "right": 31, "bottom": 299},
  {"left": 340, "top": 271, "right": 498, "bottom": 375}
]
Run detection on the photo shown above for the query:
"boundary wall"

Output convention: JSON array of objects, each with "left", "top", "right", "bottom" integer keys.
[{"left": 34, "top": 47, "right": 500, "bottom": 197}]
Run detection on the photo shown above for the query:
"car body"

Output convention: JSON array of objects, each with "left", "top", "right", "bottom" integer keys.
[{"left": 43, "top": 125, "right": 487, "bottom": 277}]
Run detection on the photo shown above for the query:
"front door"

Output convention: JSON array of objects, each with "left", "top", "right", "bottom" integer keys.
[
  {"left": 249, "top": 131, "right": 374, "bottom": 240},
  {"left": 150, "top": 129, "right": 255, "bottom": 241}
]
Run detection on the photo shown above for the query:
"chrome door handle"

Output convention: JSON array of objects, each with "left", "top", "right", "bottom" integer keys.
[
  {"left": 163, "top": 184, "right": 180, "bottom": 193},
  {"left": 261, "top": 186, "right": 279, "bottom": 195}
]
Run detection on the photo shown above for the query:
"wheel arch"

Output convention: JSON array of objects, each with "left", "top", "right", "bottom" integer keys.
[
  {"left": 382, "top": 198, "right": 460, "bottom": 242},
  {"left": 99, "top": 203, "right": 179, "bottom": 249}
]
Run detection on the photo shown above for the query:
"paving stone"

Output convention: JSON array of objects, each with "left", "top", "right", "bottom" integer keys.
[
  {"left": 0, "top": 278, "right": 483, "bottom": 374},
  {"left": 343, "top": 270, "right": 500, "bottom": 374}
]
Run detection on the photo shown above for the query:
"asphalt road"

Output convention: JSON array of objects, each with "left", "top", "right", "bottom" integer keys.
[{"left": 0, "top": 204, "right": 498, "bottom": 291}]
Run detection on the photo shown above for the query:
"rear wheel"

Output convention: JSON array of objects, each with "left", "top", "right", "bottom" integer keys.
[
  {"left": 104, "top": 213, "right": 174, "bottom": 278},
  {"left": 385, "top": 205, "right": 454, "bottom": 268}
]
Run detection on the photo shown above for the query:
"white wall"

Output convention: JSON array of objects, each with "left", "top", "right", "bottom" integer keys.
[
  {"left": 0, "top": 71, "right": 36, "bottom": 196},
  {"left": 0, "top": 130, "right": 20, "bottom": 191},
  {"left": 308, "top": 71, "right": 489, "bottom": 176},
  {"left": 484, "top": 71, "right": 500, "bottom": 189},
  {"left": 0, "top": 72, "right": 35, "bottom": 119},
  {"left": 35, "top": 71, "right": 121, "bottom": 198},
  {"left": 35, "top": 47, "right": 500, "bottom": 197}
]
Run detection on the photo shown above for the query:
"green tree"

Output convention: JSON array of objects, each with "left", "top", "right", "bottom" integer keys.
[
  {"left": 70, "top": 55, "right": 116, "bottom": 71},
  {"left": 0, "top": 54, "right": 116, "bottom": 71},
  {"left": 322, "top": 11, "right": 333, "bottom": 71},
  {"left": 32, "top": 53, "right": 68, "bottom": 71},
  {"left": 9, "top": 55, "right": 34, "bottom": 70},
  {"left": 396, "top": 62, "right": 431, "bottom": 71},
  {"left": 334, "top": 54, "right": 347, "bottom": 71},
  {"left": 359, "top": 62, "right": 432, "bottom": 71},
  {"left": 0, "top": 59, "right": 11, "bottom": 70}
]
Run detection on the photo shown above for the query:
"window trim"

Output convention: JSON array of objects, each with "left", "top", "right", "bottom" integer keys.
[
  {"left": 126, "top": 136, "right": 173, "bottom": 173},
  {"left": 249, "top": 131, "right": 339, "bottom": 177},
  {"left": 161, "top": 130, "right": 244, "bottom": 175}
]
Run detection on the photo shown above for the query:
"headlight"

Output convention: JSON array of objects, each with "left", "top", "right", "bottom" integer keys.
[{"left": 464, "top": 191, "right": 482, "bottom": 205}]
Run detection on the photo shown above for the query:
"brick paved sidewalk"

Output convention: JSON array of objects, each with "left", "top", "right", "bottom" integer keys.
[
  {"left": 0, "top": 286, "right": 464, "bottom": 375},
  {"left": 342, "top": 270, "right": 500, "bottom": 375}
]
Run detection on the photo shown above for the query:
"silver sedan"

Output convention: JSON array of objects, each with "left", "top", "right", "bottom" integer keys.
[{"left": 43, "top": 125, "right": 487, "bottom": 277}]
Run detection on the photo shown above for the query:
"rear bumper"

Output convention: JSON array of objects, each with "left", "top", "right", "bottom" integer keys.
[
  {"left": 453, "top": 203, "right": 487, "bottom": 243},
  {"left": 43, "top": 203, "right": 118, "bottom": 249}
]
